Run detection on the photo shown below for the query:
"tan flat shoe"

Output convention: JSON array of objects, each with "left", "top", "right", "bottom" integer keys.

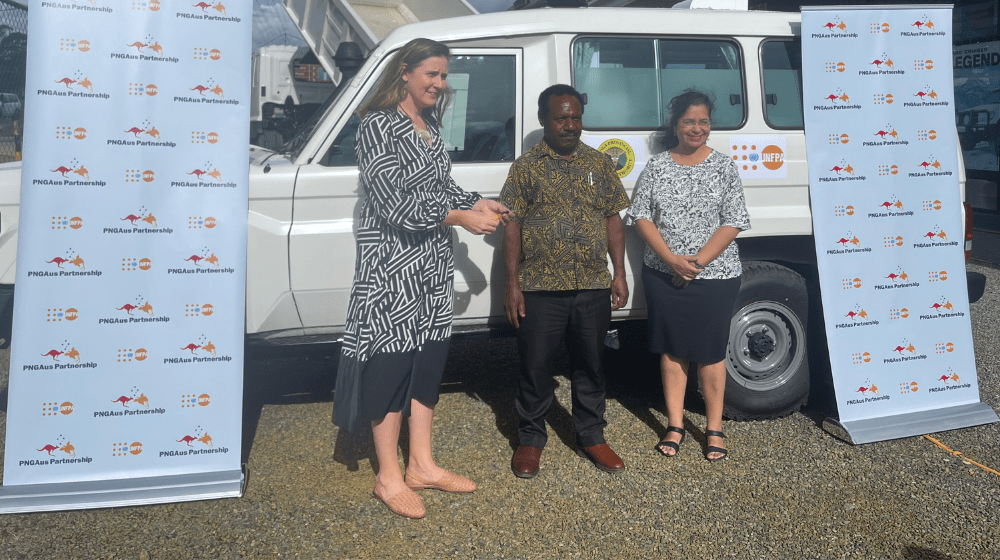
[
  {"left": 405, "top": 470, "right": 477, "bottom": 493},
  {"left": 373, "top": 487, "right": 425, "bottom": 519}
]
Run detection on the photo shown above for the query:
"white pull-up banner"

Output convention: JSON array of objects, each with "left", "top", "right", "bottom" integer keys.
[
  {"left": 802, "top": 5, "right": 997, "bottom": 444},
  {"left": 0, "top": 0, "right": 250, "bottom": 512}
]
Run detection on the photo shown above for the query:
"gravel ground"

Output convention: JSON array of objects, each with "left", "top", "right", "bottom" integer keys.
[{"left": 0, "top": 235, "right": 998, "bottom": 559}]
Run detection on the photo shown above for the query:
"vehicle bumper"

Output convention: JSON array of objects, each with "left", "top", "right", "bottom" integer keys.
[{"left": 968, "top": 269, "right": 986, "bottom": 304}]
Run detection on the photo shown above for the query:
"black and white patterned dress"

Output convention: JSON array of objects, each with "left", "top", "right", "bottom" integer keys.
[{"left": 334, "top": 108, "right": 480, "bottom": 432}]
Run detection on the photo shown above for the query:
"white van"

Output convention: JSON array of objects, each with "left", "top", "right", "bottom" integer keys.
[{"left": 0, "top": 6, "right": 984, "bottom": 420}]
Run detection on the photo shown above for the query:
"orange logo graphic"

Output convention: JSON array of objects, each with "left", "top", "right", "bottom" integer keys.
[
  {"left": 47, "top": 307, "right": 79, "bottom": 322},
  {"left": 873, "top": 125, "right": 899, "bottom": 140},
  {"left": 928, "top": 270, "right": 947, "bottom": 282},
  {"left": 825, "top": 62, "right": 846, "bottom": 73},
  {"left": 869, "top": 54, "right": 894, "bottom": 69},
  {"left": 914, "top": 59, "right": 933, "bottom": 70},
  {"left": 46, "top": 249, "right": 85, "bottom": 270},
  {"left": 928, "top": 296, "right": 953, "bottom": 313},
  {"left": 121, "top": 257, "right": 153, "bottom": 272},
  {"left": 877, "top": 196, "right": 903, "bottom": 211},
  {"left": 112, "top": 387, "right": 150, "bottom": 409},
  {"left": 913, "top": 86, "right": 938, "bottom": 101},
  {"left": 833, "top": 204, "right": 855, "bottom": 217},
  {"left": 42, "top": 402, "right": 73, "bottom": 417},
  {"left": 821, "top": 18, "right": 847, "bottom": 32},
  {"left": 869, "top": 22, "right": 890, "bottom": 34},
  {"left": 922, "top": 199, "right": 942, "bottom": 211},
  {"left": 181, "top": 393, "right": 212, "bottom": 408},
  {"left": 855, "top": 380, "right": 879, "bottom": 396},
  {"left": 118, "top": 348, "right": 149, "bottom": 362},
  {"left": 883, "top": 235, "right": 904, "bottom": 248},
  {"left": 184, "top": 250, "right": 220, "bottom": 267},
  {"left": 823, "top": 89, "right": 850, "bottom": 104},
  {"left": 934, "top": 342, "right": 955, "bottom": 354},
  {"left": 113, "top": 442, "right": 144, "bottom": 457},
  {"left": 827, "top": 133, "right": 850, "bottom": 145},
  {"left": 911, "top": 16, "right": 935, "bottom": 31},
  {"left": 889, "top": 307, "right": 910, "bottom": 320},
  {"left": 835, "top": 233, "right": 860, "bottom": 247},
  {"left": 900, "top": 381, "right": 918, "bottom": 394},
  {"left": 892, "top": 340, "right": 916, "bottom": 355},
  {"left": 844, "top": 305, "right": 868, "bottom": 321},
  {"left": 851, "top": 351, "right": 872, "bottom": 364},
  {"left": 917, "top": 157, "right": 942, "bottom": 171},
  {"left": 885, "top": 268, "right": 908, "bottom": 283},
  {"left": 873, "top": 93, "right": 893, "bottom": 105},
  {"left": 131, "top": 0, "right": 161, "bottom": 10},
  {"left": 938, "top": 368, "right": 960, "bottom": 384},
  {"left": 51, "top": 161, "right": 89, "bottom": 179},
  {"left": 177, "top": 429, "right": 214, "bottom": 448},
  {"left": 190, "top": 82, "right": 225, "bottom": 99},
  {"left": 829, "top": 160, "right": 854, "bottom": 175},
  {"left": 191, "top": 131, "right": 220, "bottom": 144},
  {"left": 60, "top": 39, "right": 91, "bottom": 52},
  {"left": 841, "top": 277, "right": 862, "bottom": 290},
  {"left": 918, "top": 130, "right": 937, "bottom": 143},
  {"left": 877, "top": 164, "right": 899, "bottom": 176},
  {"left": 185, "top": 303, "right": 214, "bottom": 317},
  {"left": 760, "top": 145, "right": 783, "bottom": 170},
  {"left": 38, "top": 438, "right": 76, "bottom": 458},
  {"left": 921, "top": 225, "right": 947, "bottom": 242}
]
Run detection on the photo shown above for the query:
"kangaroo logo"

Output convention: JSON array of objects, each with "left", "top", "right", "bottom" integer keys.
[
  {"left": 38, "top": 444, "right": 59, "bottom": 455},
  {"left": 181, "top": 343, "right": 201, "bottom": 354},
  {"left": 202, "top": 341, "right": 217, "bottom": 355},
  {"left": 190, "top": 85, "right": 210, "bottom": 96},
  {"left": 64, "top": 347, "right": 81, "bottom": 363},
  {"left": 112, "top": 395, "right": 133, "bottom": 408},
  {"left": 77, "top": 78, "right": 93, "bottom": 93},
  {"left": 127, "top": 41, "right": 148, "bottom": 53},
  {"left": 142, "top": 213, "right": 158, "bottom": 227},
  {"left": 197, "top": 433, "right": 213, "bottom": 448},
  {"left": 146, "top": 126, "right": 160, "bottom": 140},
  {"left": 134, "top": 393, "right": 150, "bottom": 409},
  {"left": 124, "top": 127, "right": 145, "bottom": 138},
  {"left": 177, "top": 435, "right": 197, "bottom": 446}
]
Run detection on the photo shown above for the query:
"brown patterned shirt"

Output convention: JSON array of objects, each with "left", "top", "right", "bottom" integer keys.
[{"left": 500, "top": 140, "right": 630, "bottom": 291}]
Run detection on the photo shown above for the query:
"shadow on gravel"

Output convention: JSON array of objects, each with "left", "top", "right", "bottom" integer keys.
[{"left": 903, "top": 545, "right": 950, "bottom": 559}]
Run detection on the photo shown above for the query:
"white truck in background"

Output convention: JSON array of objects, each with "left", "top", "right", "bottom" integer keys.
[
  {"left": 250, "top": 45, "right": 337, "bottom": 150},
  {"left": 0, "top": 5, "right": 987, "bottom": 422}
]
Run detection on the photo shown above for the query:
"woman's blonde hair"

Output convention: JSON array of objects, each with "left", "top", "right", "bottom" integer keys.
[{"left": 358, "top": 38, "right": 452, "bottom": 123}]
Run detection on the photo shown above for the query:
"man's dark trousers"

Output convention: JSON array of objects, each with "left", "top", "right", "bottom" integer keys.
[{"left": 515, "top": 288, "right": 612, "bottom": 448}]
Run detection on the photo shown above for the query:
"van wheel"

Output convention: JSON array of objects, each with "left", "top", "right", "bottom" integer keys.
[{"left": 724, "top": 261, "right": 809, "bottom": 420}]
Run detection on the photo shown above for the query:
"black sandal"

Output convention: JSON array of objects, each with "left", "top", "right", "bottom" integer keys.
[
  {"left": 655, "top": 426, "right": 685, "bottom": 457},
  {"left": 704, "top": 430, "right": 728, "bottom": 462}
]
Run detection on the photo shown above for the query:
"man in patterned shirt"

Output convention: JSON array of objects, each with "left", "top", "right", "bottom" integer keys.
[{"left": 500, "top": 84, "right": 630, "bottom": 478}]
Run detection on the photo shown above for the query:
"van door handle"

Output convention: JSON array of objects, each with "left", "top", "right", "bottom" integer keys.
[
  {"left": 730, "top": 94, "right": 742, "bottom": 105},
  {"left": 766, "top": 93, "right": 777, "bottom": 105}
]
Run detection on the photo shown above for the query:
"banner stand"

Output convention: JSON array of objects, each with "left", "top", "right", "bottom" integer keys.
[
  {"left": 822, "top": 403, "right": 998, "bottom": 445},
  {"left": 0, "top": 466, "right": 245, "bottom": 515}
]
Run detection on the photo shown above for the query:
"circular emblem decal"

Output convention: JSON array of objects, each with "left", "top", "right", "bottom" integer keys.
[{"left": 598, "top": 139, "right": 635, "bottom": 179}]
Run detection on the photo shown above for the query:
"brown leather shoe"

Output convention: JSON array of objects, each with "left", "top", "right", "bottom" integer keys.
[
  {"left": 577, "top": 443, "right": 625, "bottom": 474},
  {"left": 511, "top": 445, "right": 543, "bottom": 478}
]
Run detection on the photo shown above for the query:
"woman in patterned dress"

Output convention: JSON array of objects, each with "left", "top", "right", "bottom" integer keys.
[
  {"left": 334, "top": 38, "right": 511, "bottom": 518},
  {"left": 625, "top": 90, "right": 750, "bottom": 462}
]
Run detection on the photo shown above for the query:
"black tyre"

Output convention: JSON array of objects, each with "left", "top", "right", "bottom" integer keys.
[{"left": 724, "top": 261, "right": 809, "bottom": 420}]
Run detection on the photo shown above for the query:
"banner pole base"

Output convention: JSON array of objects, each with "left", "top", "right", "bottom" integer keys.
[
  {"left": 0, "top": 469, "right": 244, "bottom": 515},
  {"left": 821, "top": 402, "right": 999, "bottom": 445}
]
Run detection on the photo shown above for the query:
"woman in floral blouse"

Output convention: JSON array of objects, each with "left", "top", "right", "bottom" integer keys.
[{"left": 625, "top": 90, "right": 750, "bottom": 462}]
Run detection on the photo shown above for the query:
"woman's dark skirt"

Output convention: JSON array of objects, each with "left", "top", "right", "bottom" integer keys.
[
  {"left": 642, "top": 265, "right": 741, "bottom": 364},
  {"left": 333, "top": 339, "right": 450, "bottom": 433}
]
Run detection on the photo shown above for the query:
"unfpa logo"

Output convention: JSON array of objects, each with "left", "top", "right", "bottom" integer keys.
[
  {"left": 828, "top": 133, "right": 849, "bottom": 145},
  {"left": 121, "top": 257, "right": 153, "bottom": 272},
  {"left": 869, "top": 22, "right": 890, "bottom": 34},
  {"left": 825, "top": 61, "right": 846, "bottom": 73},
  {"left": 877, "top": 164, "right": 899, "bottom": 176},
  {"left": 55, "top": 126, "right": 87, "bottom": 140},
  {"left": 833, "top": 205, "right": 855, "bottom": 217},
  {"left": 112, "top": 442, "right": 143, "bottom": 457},
  {"left": 46, "top": 307, "right": 79, "bottom": 322},
  {"left": 889, "top": 307, "right": 910, "bottom": 320},
  {"left": 60, "top": 38, "right": 91, "bottom": 52},
  {"left": 934, "top": 342, "right": 955, "bottom": 354},
  {"left": 185, "top": 303, "right": 214, "bottom": 317},
  {"left": 917, "top": 129, "right": 937, "bottom": 141},
  {"left": 883, "top": 235, "right": 904, "bottom": 248},
  {"left": 851, "top": 351, "right": 871, "bottom": 365},
  {"left": 42, "top": 402, "right": 74, "bottom": 417},
  {"left": 873, "top": 93, "right": 894, "bottom": 105},
  {"left": 125, "top": 169, "right": 156, "bottom": 183},
  {"left": 117, "top": 348, "right": 149, "bottom": 362},
  {"left": 194, "top": 47, "right": 223, "bottom": 61},
  {"left": 922, "top": 199, "right": 942, "bottom": 211},
  {"left": 191, "top": 131, "right": 220, "bottom": 144},
  {"left": 130, "top": 0, "right": 162, "bottom": 11},
  {"left": 914, "top": 59, "right": 934, "bottom": 70},
  {"left": 188, "top": 216, "right": 217, "bottom": 229},
  {"left": 51, "top": 216, "right": 84, "bottom": 230},
  {"left": 181, "top": 393, "right": 212, "bottom": 408},
  {"left": 927, "top": 270, "right": 947, "bottom": 282},
  {"left": 899, "top": 381, "right": 918, "bottom": 394},
  {"left": 128, "top": 82, "right": 158, "bottom": 96},
  {"left": 841, "top": 277, "right": 861, "bottom": 290}
]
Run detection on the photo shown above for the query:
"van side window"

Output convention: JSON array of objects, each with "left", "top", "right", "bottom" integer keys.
[
  {"left": 442, "top": 55, "right": 517, "bottom": 163},
  {"left": 761, "top": 39, "right": 804, "bottom": 129},
  {"left": 322, "top": 54, "right": 516, "bottom": 166},
  {"left": 573, "top": 37, "right": 745, "bottom": 129}
]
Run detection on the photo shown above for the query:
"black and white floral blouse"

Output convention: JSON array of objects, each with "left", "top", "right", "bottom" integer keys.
[{"left": 625, "top": 149, "right": 750, "bottom": 280}]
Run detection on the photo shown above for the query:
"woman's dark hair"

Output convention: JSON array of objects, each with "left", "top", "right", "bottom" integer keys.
[
  {"left": 359, "top": 38, "right": 452, "bottom": 122},
  {"left": 654, "top": 89, "right": 715, "bottom": 152}
]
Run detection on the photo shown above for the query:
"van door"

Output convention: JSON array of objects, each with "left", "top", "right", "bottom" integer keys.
[{"left": 287, "top": 47, "right": 522, "bottom": 332}]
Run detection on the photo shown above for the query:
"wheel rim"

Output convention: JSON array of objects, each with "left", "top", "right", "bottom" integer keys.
[{"left": 726, "top": 300, "right": 805, "bottom": 391}]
